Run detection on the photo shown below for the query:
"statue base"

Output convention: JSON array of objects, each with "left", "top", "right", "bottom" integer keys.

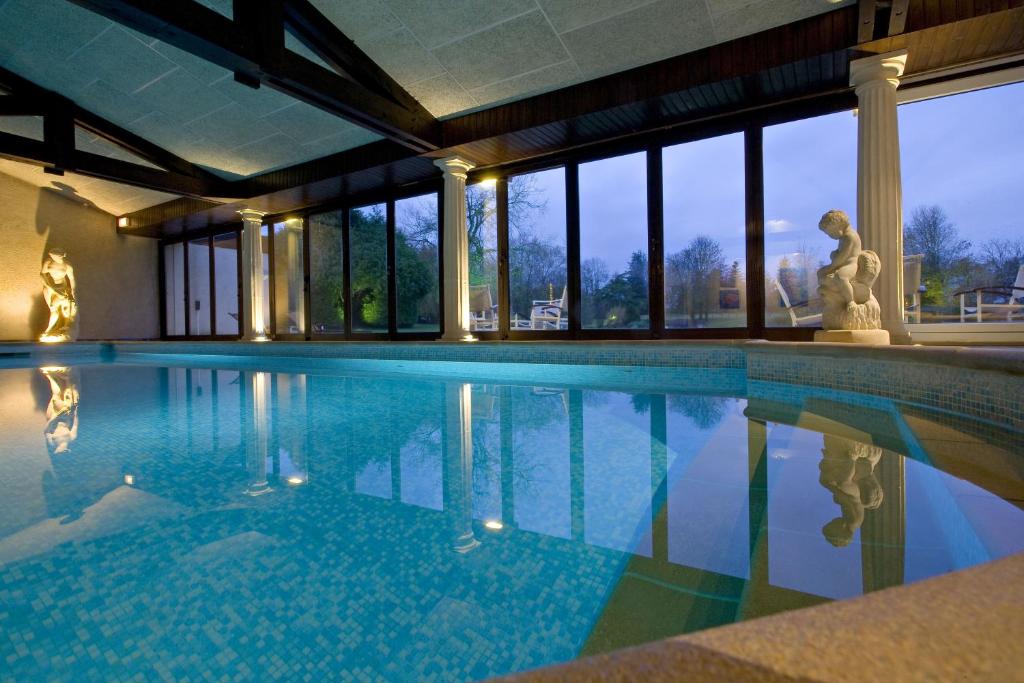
[{"left": 814, "top": 329, "right": 890, "bottom": 345}]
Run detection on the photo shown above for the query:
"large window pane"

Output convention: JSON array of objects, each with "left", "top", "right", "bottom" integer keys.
[
  {"left": 187, "top": 239, "right": 211, "bottom": 336},
  {"left": 395, "top": 193, "right": 439, "bottom": 332},
  {"left": 467, "top": 181, "right": 498, "bottom": 332},
  {"left": 663, "top": 134, "right": 746, "bottom": 329},
  {"left": 309, "top": 210, "right": 345, "bottom": 334},
  {"left": 580, "top": 152, "right": 648, "bottom": 329},
  {"left": 164, "top": 242, "right": 185, "bottom": 335},
  {"left": 508, "top": 168, "right": 567, "bottom": 331},
  {"left": 349, "top": 203, "right": 388, "bottom": 332},
  {"left": 212, "top": 232, "right": 239, "bottom": 336},
  {"left": 273, "top": 218, "right": 305, "bottom": 335},
  {"left": 900, "top": 81, "right": 1024, "bottom": 324},
  {"left": 763, "top": 111, "right": 856, "bottom": 327}
]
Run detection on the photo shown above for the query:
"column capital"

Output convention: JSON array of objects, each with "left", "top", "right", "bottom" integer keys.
[
  {"left": 237, "top": 208, "right": 267, "bottom": 224},
  {"left": 850, "top": 50, "right": 908, "bottom": 91},
  {"left": 434, "top": 156, "right": 476, "bottom": 179}
]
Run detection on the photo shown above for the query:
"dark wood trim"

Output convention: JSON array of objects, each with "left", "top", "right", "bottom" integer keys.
[
  {"left": 65, "top": 0, "right": 439, "bottom": 152},
  {"left": 565, "top": 163, "right": 581, "bottom": 337},
  {"left": 342, "top": 207, "right": 353, "bottom": 337},
  {"left": 496, "top": 177, "right": 510, "bottom": 339},
  {"left": 386, "top": 198, "right": 398, "bottom": 337},
  {"left": 744, "top": 126, "right": 766, "bottom": 339},
  {"left": 646, "top": 147, "right": 665, "bottom": 339}
]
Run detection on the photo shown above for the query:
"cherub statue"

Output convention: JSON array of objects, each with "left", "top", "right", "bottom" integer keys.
[
  {"left": 40, "top": 248, "right": 77, "bottom": 342},
  {"left": 818, "top": 434, "right": 884, "bottom": 547},
  {"left": 816, "top": 210, "right": 882, "bottom": 330}
]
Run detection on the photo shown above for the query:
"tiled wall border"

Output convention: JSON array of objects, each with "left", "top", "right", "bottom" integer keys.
[{"left": 2, "top": 340, "right": 1021, "bottom": 432}]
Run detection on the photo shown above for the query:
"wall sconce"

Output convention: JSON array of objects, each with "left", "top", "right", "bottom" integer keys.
[{"left": 117, "top": 216, "right": 129, "bottom": 229}]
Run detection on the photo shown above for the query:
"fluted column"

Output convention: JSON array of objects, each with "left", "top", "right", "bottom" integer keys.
[
  {"left": 444, "top": 382, "right": 479, "bottom": 553},
  {"left": 238, "top": 209, "right": 269, "bottom": 341},
  {"left": 850, "top": 50, "right": 909, "bottom": 343},
  {"left": 434, "top": 157, "right": 476, "bottom": 341}
]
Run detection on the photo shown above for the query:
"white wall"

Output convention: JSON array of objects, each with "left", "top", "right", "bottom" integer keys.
[{"left": 0, "top": 171, "right": 159, "bottom": 340}]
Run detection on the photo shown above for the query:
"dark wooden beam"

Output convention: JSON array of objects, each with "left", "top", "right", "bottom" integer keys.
[
  {"left": 0, "top": 95, "right": 49, "bottom": 115},
  {"left": 0, "top": 63, "right": 224, "bottom": 184},
  {"left": 64, "top": 0, "right": 440, "bottom": 152},
  {"left": 0, "top": 130, "right": 215, "bottom": 196},
  {"left": 281, "top": 0, "right": 429, "bottom": 119}
]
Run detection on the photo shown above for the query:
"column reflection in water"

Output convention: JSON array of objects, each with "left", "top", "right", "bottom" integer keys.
[
  {"left": 444, "top": 382, "right": 479, "bottom": 553},
  {"left": 41, "top": 366, "right": 79, "bottom": 455},
  {"left": 276, "top": 374, "right": 308, "bottom": 487},
  {"left": 244, "top": 371, "right": 272, "bottom": 496}
]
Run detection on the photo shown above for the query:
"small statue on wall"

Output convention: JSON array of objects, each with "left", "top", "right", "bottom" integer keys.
[
  {"left": 814, "top": 210, "right": 889, "bottom": 344},
  {"left": 40, "top": 248, "right": 77, "bottom": 343}
]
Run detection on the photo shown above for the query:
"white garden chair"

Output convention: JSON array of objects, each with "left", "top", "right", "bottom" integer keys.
[
  {"left": 771, "top": 278, "right": 821, "bottom": 327},
  {"left": 956, "top": 264, "right": 1024, "bottom": 323}
]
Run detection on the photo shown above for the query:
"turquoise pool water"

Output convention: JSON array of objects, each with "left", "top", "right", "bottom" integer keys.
[{"left": 1, "top": 354, "right": 1022, "bottom": 681}]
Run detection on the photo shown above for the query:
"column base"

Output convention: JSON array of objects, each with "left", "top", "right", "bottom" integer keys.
[
  {"left": 439, "top": 334, "right": 477, "bottom": 342},
  {"left": 814, "top": 329, "right": 891, "bottom": 345}
]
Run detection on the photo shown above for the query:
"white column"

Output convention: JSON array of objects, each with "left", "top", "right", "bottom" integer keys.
[
  {"left": 434, "top": 156, "right": 476, "bottom": 342},
  {"left": 445, "top": 382, "right": 479, "bottom": 553},
  {"left": 238, "top": 209, "right": 269, "bottom": 341},
  {"left": 850, "top": 50, "right": 909, "bottom": 343}
]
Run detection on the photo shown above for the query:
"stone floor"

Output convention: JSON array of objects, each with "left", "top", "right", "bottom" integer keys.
[{"left": 501, "top": 551, "right": 1024, "bottom": 682}]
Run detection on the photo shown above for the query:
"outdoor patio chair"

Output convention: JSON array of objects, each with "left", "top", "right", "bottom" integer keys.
[
  {"left": 469, "top": 284, "right": 497, "bottom": 331},
  {"left": 903, "top": 254, "right": 925, "bottom": 323},
  {"left": 529, "top": 286, "right": 567, "bottom": 330},
  {"left": 956, "top": 264, "right": 1024, "bottom": 322},
  {"left": 771, "top": 278, "right": 821, "bottom": 327}
]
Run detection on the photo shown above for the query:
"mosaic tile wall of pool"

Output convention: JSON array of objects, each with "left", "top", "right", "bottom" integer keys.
[{"left": 1, "top": 354, "right": 1022, "bottom": 681}]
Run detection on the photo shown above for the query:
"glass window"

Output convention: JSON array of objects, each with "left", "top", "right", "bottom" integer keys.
[
  {"left": 580, "top": 152, "right": 649, "bottom": 329},
  {"left": 899, "top": 81, "right": 1024, "bottom": 324},
  {"left": 349, "top": 203, "right": 388, "bottom": 332},
  {"left": 187, "top": 238, "right": 211, "bottom": 336},
  {"left": 467, "top": 180, "right": 499, "bottom": 332},
  {"left": 260, "top": 225, "right": 271, "bottom": 334},
  {"left": 273, "top": 218, "right": 305, "bottom": 335},
  {"left": 508, "top": 168, "right": 568, "bottom": 331},
  {"left": 212, "top": 232, "right": 239, "bottom": 336},
  {"left": 663, "top": 133, "right": 746, "bottom": 329},
  {"left": 763, "top": 111, "right": 856, "bottom": 327},
  {"left": 164, "top": 242, "right": 185, "bottom": 336},
  {"left": 309, "top": 210, "right": 345, "bottom": 335},
  {"left": 395, "top": 193, "right": 439, "bottom": 333}
]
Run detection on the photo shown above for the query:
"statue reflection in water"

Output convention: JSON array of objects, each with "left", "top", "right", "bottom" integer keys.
[
  {"left": 41, "top": 366, "right": 79, "bottom": 455},
  {"left": 818, "top": 434, "right": 884, "bottom": 547}
]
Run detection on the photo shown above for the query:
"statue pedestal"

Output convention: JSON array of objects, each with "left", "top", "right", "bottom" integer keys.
[{"left": 814, "top": 329, "right": 890, "bottom": 345}]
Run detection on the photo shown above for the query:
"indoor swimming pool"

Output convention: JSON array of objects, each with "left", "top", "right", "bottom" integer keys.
[{"left": 1, "top": 346, "right": 1022, "bottom": 681}]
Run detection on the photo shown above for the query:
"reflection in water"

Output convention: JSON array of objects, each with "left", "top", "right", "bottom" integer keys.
[
  {"left": 818, "top": 435, "right": 884, "bottom": 547},
  {"left": 3, "top": 362, "right": 1024, "bottom": 682},
  {"left": 243, "top": 371, "right": 272, "bottom": 496},
  {"left": 41, "top": 366, "right": 78, "bottom": 455}
]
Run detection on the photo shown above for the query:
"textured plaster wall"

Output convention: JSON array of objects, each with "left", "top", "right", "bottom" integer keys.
[{"left": 0, "top": 171, "right": 159, "bottom": 340}]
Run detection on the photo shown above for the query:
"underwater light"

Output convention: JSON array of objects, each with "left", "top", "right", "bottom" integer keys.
[
  {"left": 484, "top": 520, "right": 503, "bottom": 531},
  {"left": 124, "top": 474, "right": 135, "bottom": 486},
  {"left": 287, "top": 475, "right": 306, "bottom": 485}
]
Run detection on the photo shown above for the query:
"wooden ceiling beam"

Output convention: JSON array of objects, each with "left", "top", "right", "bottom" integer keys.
[
  {"left": 858, "top": 0, "right": 878, "bottom": 44},
  {"left": 63, "top": 0, "right": 440, "bottom": 153}
]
